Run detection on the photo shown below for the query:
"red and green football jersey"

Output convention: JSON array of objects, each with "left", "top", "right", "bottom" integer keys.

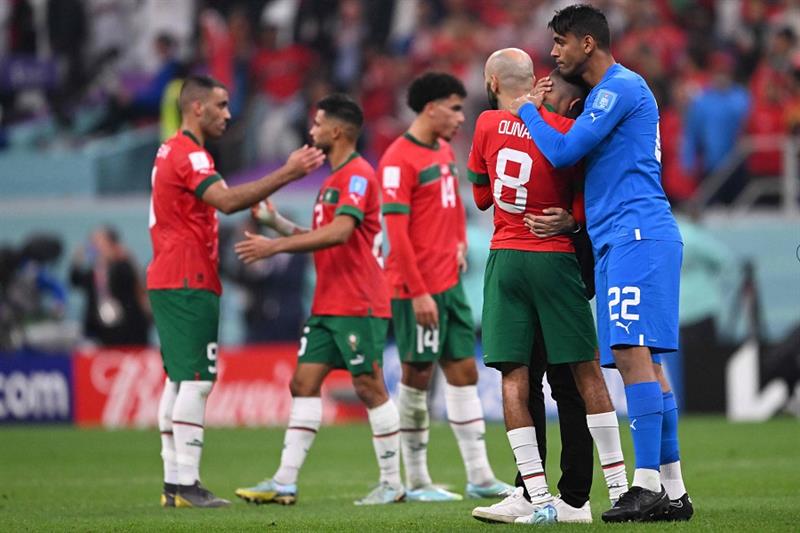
[
  {"left": 467, "top": 109, "right": 581, "bottom": 253},
  {"left": 310, "top": 153, "right": 391, "bottom": 318},
  {"left": 146, "top": 130, "right": 224, "bottom": 295},
  {"left": 378, "top": 133, "right": 466, "bottom": 297}
]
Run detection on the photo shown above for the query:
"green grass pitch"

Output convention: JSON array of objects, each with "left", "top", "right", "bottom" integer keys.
[{"left": 1, "top": 416, "right": 798, "bottom": 531}]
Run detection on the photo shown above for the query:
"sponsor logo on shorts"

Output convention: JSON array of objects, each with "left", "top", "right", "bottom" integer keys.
[
  {"left": 615, "top": 321, "right": 633, "bottom": 334},
  {"left": 349, "top": 354, "right": 365, "bottom": 366}
]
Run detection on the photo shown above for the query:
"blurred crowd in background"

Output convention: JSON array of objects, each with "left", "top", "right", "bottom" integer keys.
[
  {"left": 1, "top": 0, "right": 798, "bottom": 352},
  {"left": 2, "top": 0, "right": 799, "bottom": 204}
]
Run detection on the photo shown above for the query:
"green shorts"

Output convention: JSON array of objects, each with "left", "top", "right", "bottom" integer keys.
[
  {"left": 149, "top": 289, "right": 220, "bottom": 381},
  {"left": 299, "top": 315, "right": 388, "bottom": 375},
  {"left": 392, "top": 279, "right": 476, "bottom": 363},
  {"left": 482, "top": 250, "right": 597, "bottom": 368}
]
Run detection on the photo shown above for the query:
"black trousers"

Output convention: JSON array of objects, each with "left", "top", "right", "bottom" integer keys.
[{"left": 513, "top": 333, "right": 594, "bottom": 508}]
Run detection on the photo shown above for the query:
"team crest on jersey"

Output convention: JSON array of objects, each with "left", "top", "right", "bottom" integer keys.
[
  {"left": 322, "top": 188, "right": 340, "bottom": 204},
  {"left": 592, "top": 89, "right": 618, "bottom": 112},
  {"left": 188, "top": 151, "right": 211, "bottom": 171}
]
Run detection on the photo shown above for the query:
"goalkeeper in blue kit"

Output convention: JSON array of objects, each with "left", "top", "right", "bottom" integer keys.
[{"left": 511, "top": 3, "right": 692, "bottom": 523}]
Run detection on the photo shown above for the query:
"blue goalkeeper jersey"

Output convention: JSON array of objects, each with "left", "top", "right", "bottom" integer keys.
[{"left": 519, "top": 63, "right": 682, "bottom": 253}]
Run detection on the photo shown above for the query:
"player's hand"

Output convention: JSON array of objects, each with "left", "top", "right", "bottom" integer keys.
[
  {"left": 234, "top": 230, "right": 279, "bottom": 264},
  {"left": 252, "top": 200, "right": 278, "bottom": 227},
  {"left": 285, "top": 144, "right": 325, "bottom": 178},
  {"left": 509, "top": 93, "right": 542, "bottom": 117},
  {"left": 523, "top": 207, "right": 577, "bottom": 237},
  {"left": 532, "top": 76, "right": 553, "bottom": 107},
  {"left": 412, "top": 293, "right": 439, "bottom": 329},
  {"left": 456, "top": 242, "right": 468, "bottom": 273}
]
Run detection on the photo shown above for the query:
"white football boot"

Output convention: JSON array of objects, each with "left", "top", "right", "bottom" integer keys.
[{"left": 471, "top": 487, "right": 537, "bottom": 523}]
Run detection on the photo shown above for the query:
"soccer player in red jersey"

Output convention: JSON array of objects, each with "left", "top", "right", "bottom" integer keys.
[
  {"left": 233, "top": 94, "right": 404, "bottom": 506},
  {"left": 378, "top": 72, "right": 512, "bottom": 501},
  {"left": 147, "top": 75, "right": 324, "bottom": 508},
  {"left": 468, "top": 49, "right": 627, "bottom": 524}
]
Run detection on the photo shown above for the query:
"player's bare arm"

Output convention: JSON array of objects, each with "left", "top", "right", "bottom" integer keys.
[
  {"left": 202, "top": 145, "right": 325, "bottom": 214},
  {"left": 523, "top": 207, "right": 578, "bottom": 237},
  {"left": 252, "top": 200, "right": 309, "bottom": 236},
  {"left": 456, "top": 241, "right": 468, "bottom": 273},
  {"left": 235, "top": 215, "right": 356, "bottom": 264}
]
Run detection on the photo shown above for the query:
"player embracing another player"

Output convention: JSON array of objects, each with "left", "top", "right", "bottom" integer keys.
[
  {"left": 468, "top": 48, "right": 628, "bottom": 525},
  {"left": 511, "top": 3, "right": 693, "bottom": 523}
]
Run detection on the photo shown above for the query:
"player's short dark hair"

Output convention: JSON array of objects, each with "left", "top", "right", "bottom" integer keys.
[
  {"left": 178, "top": 75, "right": 227, "bottom": 111},
  {"left": 316, "top": 93, "right": 364, "bottom": 130},
  {"left": 407, "top": 72, "right": 467, "bottom": 113},
  {"left": 549, "top": 68, "right": 589, "bottom": 117},
  {"left": 548, "top": 4, "right": 611, "bottom": 50}
]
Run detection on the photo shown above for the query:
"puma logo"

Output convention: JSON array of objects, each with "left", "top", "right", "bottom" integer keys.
[{"left": 615, "top": 321, "right": 633, "bottom": 334}]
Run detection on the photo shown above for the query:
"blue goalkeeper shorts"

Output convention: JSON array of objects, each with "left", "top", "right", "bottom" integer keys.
[{"left": 595, "top": 239, "right": 683, "bottom": 368}]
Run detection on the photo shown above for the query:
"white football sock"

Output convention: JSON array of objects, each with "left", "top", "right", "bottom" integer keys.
[
  {"left": 661, "top": 460, "right": 687, "bottom": 499},
  {"left": 507, "top": 426, "right": 552, "bottom": 505},
  {"left": 632, "top": 468, "right": 661, "bottom": 493},
  {"left": 368, "top": 400, "right": 402, "bottom": 487},
  {"left": 587, "top": 411, "right": 628, "bottom": 503},
  {"left": 445, "top": 383, "right": 494, "bottom": 485},
  {"left": 398, "top": 383, "right": 432, "bottom": 488},
  {"left": 273, "top": 397, "right": 322, "bottom": 486},
  {"left": 172, "top": 380, "right": 213, "bottom": 486},
  {"left": 158, "top": 378, "right": 179, "bottom": 485}
]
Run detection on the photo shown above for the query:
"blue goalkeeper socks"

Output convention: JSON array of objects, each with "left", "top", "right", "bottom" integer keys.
[
  {"left": 661, "top": 391, "right": 680, "bottom": 465},
  {"left": 625, "top": 381, "right": 663, "bottom": 471}
]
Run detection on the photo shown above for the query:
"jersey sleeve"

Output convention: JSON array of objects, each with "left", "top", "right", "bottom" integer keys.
[
  {"left": 174, "top": 147, "right": 223, "bottom": 198},
  {"left": 519, "top": 77, "right": 635, "bottom": 168},
  {"left": 467, "top": 114, "right": 489, "bottom": 185},
  {"left": 334, "top": 172, "right": 370, "bottom": 224},
  {"left": 380, "top": 157, "right": 416, "bottom": 215}
]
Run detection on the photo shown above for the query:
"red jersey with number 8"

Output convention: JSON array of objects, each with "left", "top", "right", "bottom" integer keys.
[
  {"left": 378, "top": 133, "right": 466, "bottom": 297},
  {"left": 310, "top": 153, "right": 390, "bottom": 318},
  {"left": 467, "top": 109, "right": 581, "bottom": 253},
  {"left": 147, "top": 131, "right": 224, "bottom": 295}
]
